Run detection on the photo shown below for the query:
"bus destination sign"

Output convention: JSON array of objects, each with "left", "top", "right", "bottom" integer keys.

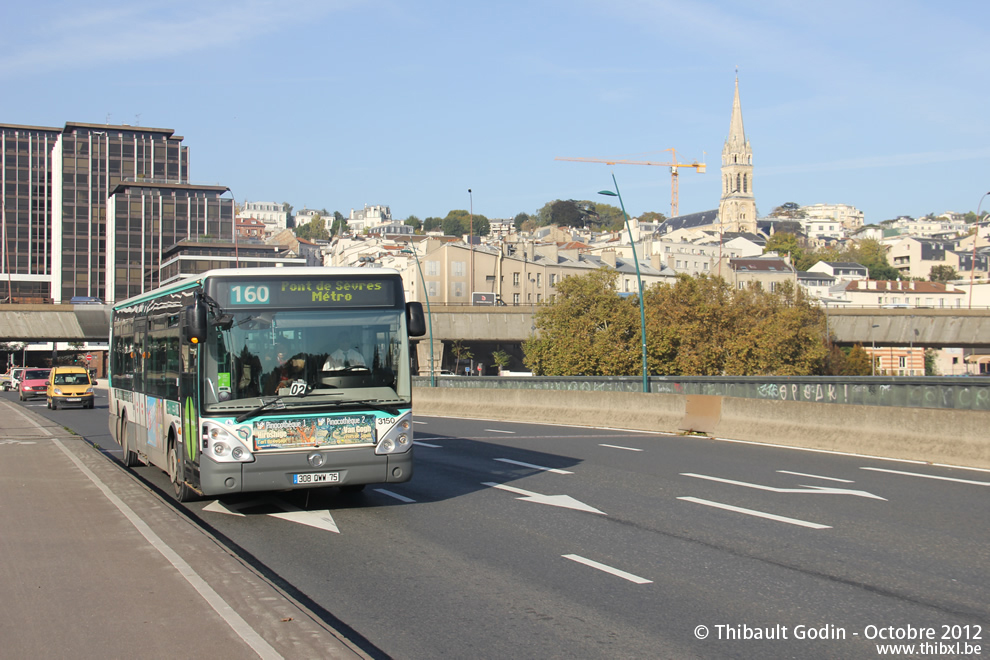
[{"left": 216, "top": 277, "right": 396, "bottom": 308}]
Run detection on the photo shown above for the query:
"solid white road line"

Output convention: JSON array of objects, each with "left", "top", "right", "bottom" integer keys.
[
  {"left": 413, "top": 440, "right": 441, "bottom": 448},
  {"left": 562, "top": 554, "right": 652, "bottom": 584},
  {"left": 860, "top": 467, "right": 990, "bottom": 487},
  {"left": 375, "top": 488, "right": 416, "bottom": 503},
  {"left": 495, "top": 458, "right": 573, "bottom": 474},
  {"left": 485, "top": 428, "right": 516, "bottom": 434},
  {"left": 777, "top": 470, "right": 854, "bottom": 483},
  {"left": 677, "top": 496, "right": 831, "bottom": 529},
  {"left": 599, "top": 443, "right": 644, "bottom": 452}
]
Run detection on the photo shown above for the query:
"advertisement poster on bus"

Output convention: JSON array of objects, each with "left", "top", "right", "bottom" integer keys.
[{"left": 252, "top": 415, "right": 376, "bottom": 450}]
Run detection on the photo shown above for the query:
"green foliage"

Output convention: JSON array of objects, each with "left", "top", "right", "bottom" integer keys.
[
  {"left": 423, "top": 217, "right": 443, "bottom": 232},
  {"left": 834, "top": 344, "right": 873, "bottom": 376},
  {"left": 296, "top": 215, "right": 330, "bottom": 240},
  {"left": 491, "top": 349, "right": 512, "bottom": 373},
  {"left": 404, "top": 215, "right": 422, "bottom": 231},
  {"left": 524, "top": 270, "right": 639, "bottom": 376},
  {"left": 524, "top": 271, "right": 829, "bottom": 377},
  {"left": 763, "top": 232, "right": 807, "bottom": 268},
  {"left": 442, "top": 210, "right": 490, "bottom": 237},
  {"left": 769, "top": 202, "right": 806, "bottom": 218},
  {"left": 929, "top": 264, "right": 958, "bottom": 282},
  {"left": 638, "top": 211, "right": 667, "bottom": 224},
  {"left": 513, "top": 213, "right": 531, "bottom": 231}
]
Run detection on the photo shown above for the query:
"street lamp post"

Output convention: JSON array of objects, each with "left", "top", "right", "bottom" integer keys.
[
  {"left": 468, "top": 188, "right": 474, "bottom": 298},
  {"left": 969, "top": 191, "right": 990, "bottom": 309},
  {"left": 599, "top": 173, "right": 649, "bottom": 393},
  {"left": 871, "top": 323, "right": 880, "bottom": 376},
  {"left": 402, "top": 246, "right": 435, "bottom": 387}
]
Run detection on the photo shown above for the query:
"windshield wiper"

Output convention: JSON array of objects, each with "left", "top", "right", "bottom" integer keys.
[
  {"left": 327, "top": 398, "right": 404, "bottom": 416},
  {"left": 235, "top": 397, "right": 286, "bottom": 423}
]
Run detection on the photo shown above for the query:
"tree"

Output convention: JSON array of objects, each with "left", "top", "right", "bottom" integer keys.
[
  {"left": 769, "top": 202, "right": 806, "bottom": 218},
  {"left": 548, "top": 200, "right": 587, "bottom": 228},
  {"left": 638, "top": 211, "right": 667, "bottom": 224},
  {"left": 330, "top": 212, "right": 347, "bottom": 237},
  {"left": 764, "top": 232, "right": 809, "bottom": 268},
  {"left": 847, "top": 238, "right": 900, "bottom": 280},
  {"left": 523, "top": 271, "right": 828, "bottom": 377},
  {"left": 296, "top": 214, "right": 329, "bottom": 240},
  {"left": 449, "top": 340, "right": 473, "bottom": 374},
  {"left": 404, "top": 215, "right": 422, "bottom": 232},
  {"left": 513, "top": 213, "right": 531, "bottom": 231},
  {"left": 524, "top": 269, "right": 639, "bottom": 376},
  {"left": 929, "top": 265, "right": 958, "bottom": 282},
  {"left": 491, "top": 349, "right": 512, "bottom": 374},
  {"left": 423, "top": 217, "right": 443, "bottom": 233},
  {"left": 839, "top": 345, "right": 873, "bottom": 376}
]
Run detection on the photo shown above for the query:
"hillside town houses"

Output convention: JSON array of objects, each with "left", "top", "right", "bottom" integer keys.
[{"left": 4, "top": 79, "right": 987, "bottom": 376}]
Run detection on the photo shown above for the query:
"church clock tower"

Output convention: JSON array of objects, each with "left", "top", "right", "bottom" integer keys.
[{"left": 717, "top": 76, "right": 757, "bottom": 234}]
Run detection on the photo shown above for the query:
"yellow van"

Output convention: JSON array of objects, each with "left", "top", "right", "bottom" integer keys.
[{"left": 46, "top": 366, "right": 95, "bottom": 410}]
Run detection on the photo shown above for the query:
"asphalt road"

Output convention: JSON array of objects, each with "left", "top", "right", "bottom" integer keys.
[{"left": 10, "top": 390, "right": 989, "bottom": 659}]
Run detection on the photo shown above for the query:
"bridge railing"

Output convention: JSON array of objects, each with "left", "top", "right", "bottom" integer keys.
[{"left": 413, "top": 375, "right": 990, "bottom": 411}]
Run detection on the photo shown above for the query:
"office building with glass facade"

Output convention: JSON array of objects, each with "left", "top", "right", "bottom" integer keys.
[{"left": 0, "top": 120, "right": 245, "bottom": 304}]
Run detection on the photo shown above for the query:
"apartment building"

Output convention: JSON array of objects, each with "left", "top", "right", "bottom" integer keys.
[
  {"left": 398, "top": 239, "right": 672, "bottom": 306},
  {"left": 238, "top": 201, "right": 289, "bottom": 233},
  {"left": 800, "top": 203, "right": 864, "bottom": 230},
  {"left": 838, "top": 280, "right": 965, "bottom": 307}
]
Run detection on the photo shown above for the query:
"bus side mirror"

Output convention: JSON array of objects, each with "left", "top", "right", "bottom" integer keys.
[
  {"left": 406, "top": 302, "right": 426, "bottom": 337},
  {"left": 181, "top": 301, "right": 208, "bottom": 344}
]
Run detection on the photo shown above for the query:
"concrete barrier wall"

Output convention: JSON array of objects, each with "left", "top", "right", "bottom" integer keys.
[{"left": 413, "top": 387, "right": 990, "bottom": 469}]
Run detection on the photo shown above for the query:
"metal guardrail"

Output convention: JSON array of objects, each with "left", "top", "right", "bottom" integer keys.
[{"left": 412, "top": 375, "right": 990, "bottom": 411}]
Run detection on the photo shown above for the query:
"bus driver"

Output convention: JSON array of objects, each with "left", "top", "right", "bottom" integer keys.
[{"left": 323, "top": 330, "right": 367, "bottom": 371}]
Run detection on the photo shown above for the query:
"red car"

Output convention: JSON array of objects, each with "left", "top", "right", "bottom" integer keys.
[{"left": 19, "top": 368, "right": 51, "bottom": 401}]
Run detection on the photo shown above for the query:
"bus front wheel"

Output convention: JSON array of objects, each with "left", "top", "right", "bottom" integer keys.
[{"left": 168, "top": 439, "right": 196, "bottom": 503}]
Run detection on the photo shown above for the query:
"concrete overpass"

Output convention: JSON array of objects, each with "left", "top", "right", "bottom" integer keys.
[
  {"left": 1, "top": 303, "right": 988, "bottom": 349},
  {"left": 415, "top": 305, "right": 990, "bottom": 349}
]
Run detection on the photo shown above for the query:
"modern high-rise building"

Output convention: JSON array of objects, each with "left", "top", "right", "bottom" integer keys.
[
  {"left": 1, "top": 120, "right": 235, "bottom": 304},
  {"left": 0, "top": 123, "right": 60, "bottom": 302}
]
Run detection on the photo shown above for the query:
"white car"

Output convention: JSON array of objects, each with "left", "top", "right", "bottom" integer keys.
[{"left": 3, "top": 367, "right": 25, "bottom": 392}]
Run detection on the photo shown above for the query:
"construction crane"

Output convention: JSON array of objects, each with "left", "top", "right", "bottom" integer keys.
[{"left": 555, "top": 148, "right": 705, "bottom": 218}]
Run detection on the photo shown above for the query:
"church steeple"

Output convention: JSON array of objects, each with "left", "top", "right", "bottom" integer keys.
[{"left": 718, "top": 74, "right": 757, "bottom": 234}]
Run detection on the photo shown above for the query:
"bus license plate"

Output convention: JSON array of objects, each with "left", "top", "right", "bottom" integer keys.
[{"left": 293, "top": 472, "right": 339, "bottom": 485}]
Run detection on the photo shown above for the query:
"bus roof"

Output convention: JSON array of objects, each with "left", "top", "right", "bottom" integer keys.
[{"left": 112, "top": 266, "right": 402, "bottom": 310}]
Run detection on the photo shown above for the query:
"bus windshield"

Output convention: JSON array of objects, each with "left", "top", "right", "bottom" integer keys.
[{"left": 201, "top": 307, "right": 412, "bottom": 413}]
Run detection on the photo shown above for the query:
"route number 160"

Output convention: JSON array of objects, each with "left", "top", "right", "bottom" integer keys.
[{"left": 230, "top": 285, "right": 270, "bottom": 304}]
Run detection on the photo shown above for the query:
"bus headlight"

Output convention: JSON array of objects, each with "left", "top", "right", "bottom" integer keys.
[
  {"left": 203, "top": 422, "right": 254, "bottom": 463},
  {"left": 375, "top": 414, "right": 413, "bottom": 455}
]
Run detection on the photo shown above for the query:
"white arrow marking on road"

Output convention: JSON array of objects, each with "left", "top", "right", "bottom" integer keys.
[
  {"left": 495, "top": 458, "right": 573, "bottom": 474},
  {"left": 268, "top": 509, "right": 340, "bottom": 533},
  {"left": 563, "top": 554, "right": 652, "bottom": 584},
  {"left": 203, "top": 500, "right": 246, "bottom": 516},
  {"left": 678, "top": 497, "right": 832, "bottom": 529},
  {"left": 482, "top": 482, "right": 605, "bottom": 515},
  {"left": 203, "top": 497, "right": 340, "bottom": 532},
  {"left": 681, "top": 473, "right": 886, "bottom": 500}
]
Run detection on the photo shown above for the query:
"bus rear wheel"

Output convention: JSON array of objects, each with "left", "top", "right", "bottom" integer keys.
[
  {"left": 168, "top": 440, "right": 196, "bottom": 503},
  {"left": 119, "top": 415, "right": 139, "bottom": 467}
]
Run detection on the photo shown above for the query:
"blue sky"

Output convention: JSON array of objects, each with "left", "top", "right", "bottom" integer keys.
[{"left": 3, "top": 0, "right": 989, "bottom": 224}]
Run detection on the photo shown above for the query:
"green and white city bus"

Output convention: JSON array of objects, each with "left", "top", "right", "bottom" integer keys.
[{"left": 108, "top": 267, "right": 426, "bottom": 501}]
